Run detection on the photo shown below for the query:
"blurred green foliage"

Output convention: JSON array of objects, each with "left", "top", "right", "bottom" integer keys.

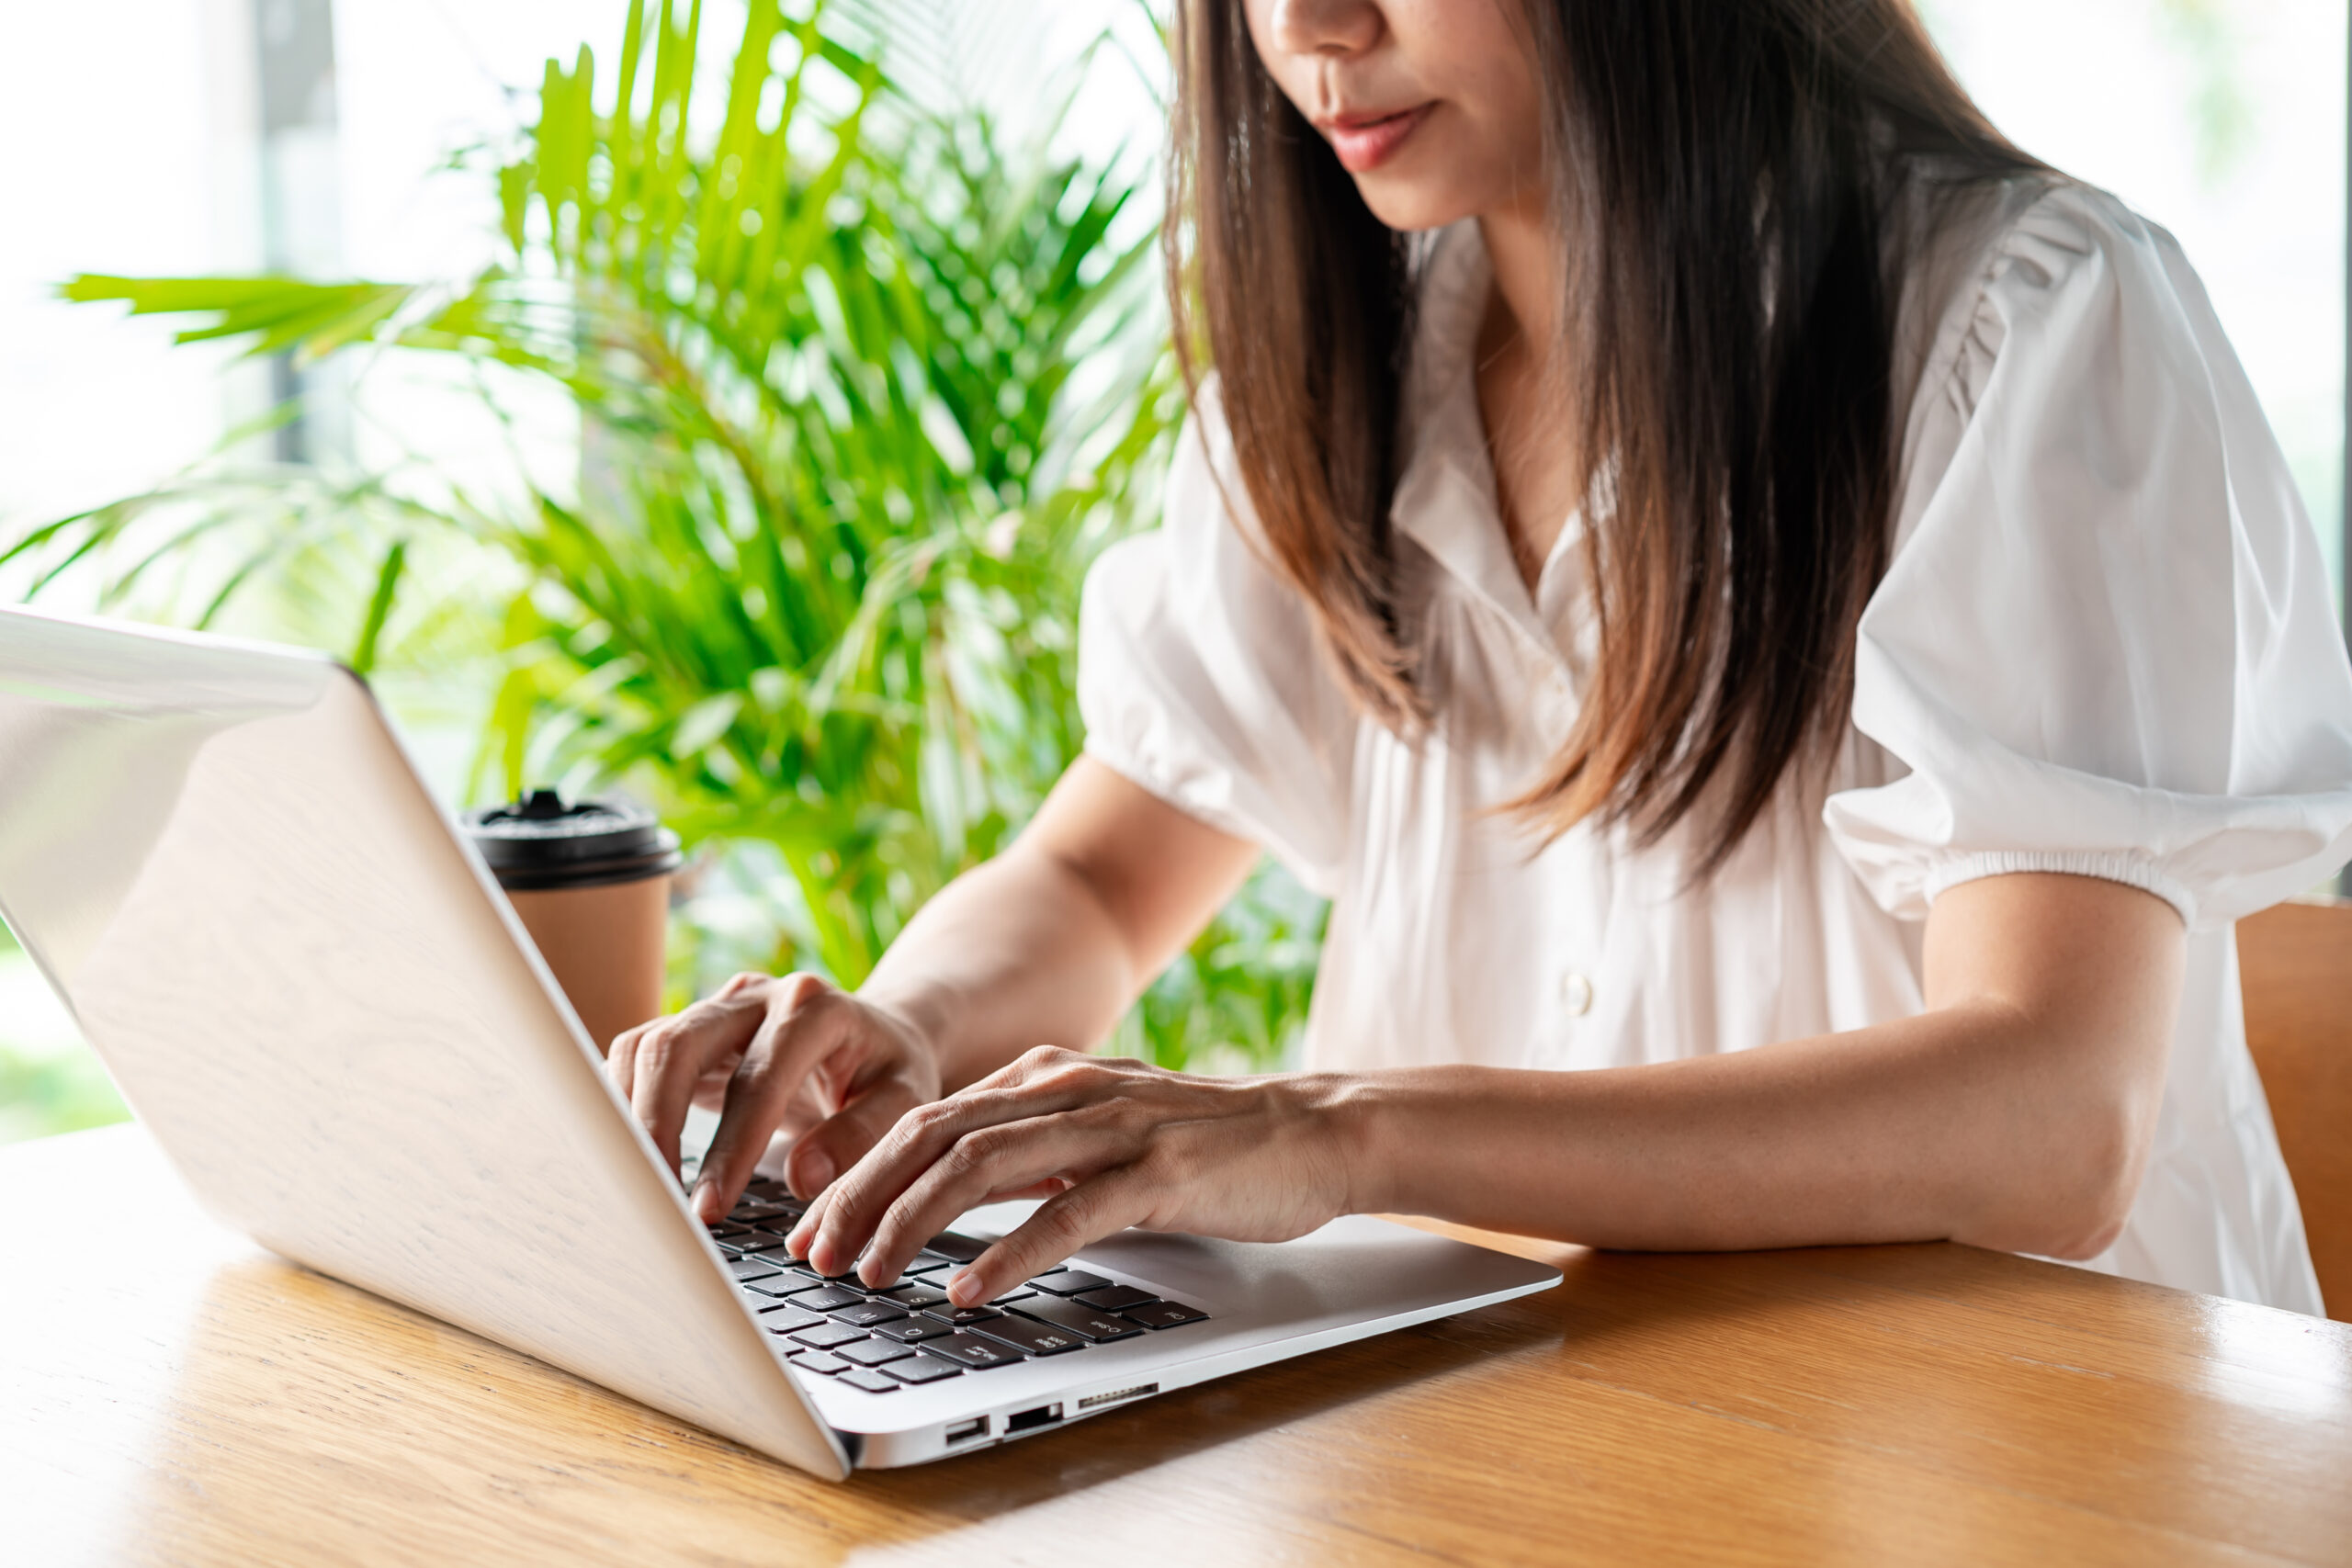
[
  {"left": 6, "top": 0, "right": 1321, "bottom": 1090},
  {"left": 0, "top": 1053, "right": 124, "bottom": 1142},
  {"left": 0, "top": 930, "right": 125, "bottom": 1144},
  {"left": 0, "top": 1047, "right": 125, "bottom": 1145},
  {"left": 2154, "top": 0, "right": 2254, "bottom": 185}
]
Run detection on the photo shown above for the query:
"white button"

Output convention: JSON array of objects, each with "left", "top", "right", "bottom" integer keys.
[{"left": 1558, "top": 972, "right": 1594, "bottom": 1017}]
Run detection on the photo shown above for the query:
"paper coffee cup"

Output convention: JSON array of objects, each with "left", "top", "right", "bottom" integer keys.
[{"left": 463, "top": 790, "right": 683, "bottom": 1054}]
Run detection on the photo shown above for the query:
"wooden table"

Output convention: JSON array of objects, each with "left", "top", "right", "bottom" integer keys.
[{"left": 6, "top": 1124, "right": 2349, "bottom": 1566}]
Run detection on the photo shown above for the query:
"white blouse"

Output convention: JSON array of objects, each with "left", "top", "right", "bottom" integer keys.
[{"left": 1077, "top": 180, "right": 2352, "bottom": 1315}]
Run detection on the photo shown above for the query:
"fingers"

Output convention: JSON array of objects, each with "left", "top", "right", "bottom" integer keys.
[
  {"left": 776, "top": 1055, "right": 1334, "bottom": 1310},
  {"left": 690, "top": 976, "right": 855, "bottom": 1222},
  {"left": 950, "top": 1170, "right": 1159, "bottom": 1305},
  {"left": 605, "top": 973, "right": 771, "bottom": 1174},
  {"left": 786, "top": 1051, "right": 1111, "bottom": 1269},
  {"left": 849, "top": 1110, "right": 1136, "bottom": 1291},
  {"left": 792, "top": 1049, "right": 1159, "bottom": 1287},
  {"left": 781, "top": 1080, "right": 921, "bottom": 1204}
]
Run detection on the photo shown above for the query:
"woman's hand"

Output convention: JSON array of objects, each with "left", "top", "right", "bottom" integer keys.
[
  {"left": 607, "top": 972, "right": 943, "bottom": 1224},
  {"left": 783, "top": 1046, "right": 1368, "bottom": 1307}
]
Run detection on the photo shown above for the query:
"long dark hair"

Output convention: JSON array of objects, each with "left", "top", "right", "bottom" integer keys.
[{"left": 1167, "top": 1, "right": 2041, "bottom": 870}]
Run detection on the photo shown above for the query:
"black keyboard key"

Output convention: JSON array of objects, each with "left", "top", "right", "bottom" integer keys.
[
  {"left": 831, "top": 1300, "right": 908, "bottom": 1328},
  {"left": 1017, "top": 1296, "right": 1144, "bottom": 1342},
  {"left": 1030, "top": 1270, "right": 1113, "bottom": 1296},
  {"left": 790, "top": 1322, "right": 870, "bottom": 1350},
  {"left": 902, "top": 1255, "right": 952, "bottom": 1276},
  {"left": 786, "top": 1284, "right": 866, "bottom": 1312},
  {"left": 729, "top": 1233, "right": 788, "bottom": 1255},
  {"left": 965, "top": 1314, "right": 1086, "bottom": 1357},
  {"left": 742, "top": 1275, "right": 810, "bottom": 1298},
  {"left": 990, "top": 1289, "right": 1037, "bottom": 1305},
  {"left": 882, "top": 1283, "right": 950, "bottom": 1309},
  {"left": 870, "top": 1316, "right": 955, "bottom": 1344},
  {"left": 883, "top": 1354, "right": 965, "bottom": 1385},
  {"left": 788, "top": 1350, "right": 849, "bottom": 1375},
  {"left": 919, "top": 1304, "right": 1003, "bottom": 1328},
  {"left": 756, "top": 1306, "right": 825, "bottom": 1335},
  {"left": 838, "top": 1337, "right": 917, "bottom": 1367},
  {"left": 922, "top": 1332, "right": 1023, "bottom": 1370},
  {"left": 707, "top": 1222, "right": 752, "bottom": 1238},
  {"left": 731, "top": 1201, "right": 792, "bottom": 1223},
  {"left": 727, "top": 1257, "right": 782, "bottom": 1282},
  {"left": 1074, "top": 1285, "right": 1159, "bottom": 1313},
  {"left": 837, "top": 1368, "right": 901, "bottom": 1393},
  {"left": 923, "top": 1232, "right": 989, "bottom": 1263},
  {"left": 1123, "top": 1300, "right": 1209, "bottom": 1329}
]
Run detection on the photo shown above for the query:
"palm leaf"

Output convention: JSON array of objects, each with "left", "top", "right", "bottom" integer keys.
[{"left": 17, "top": 0, "right": 1314, "bottom": 1069}]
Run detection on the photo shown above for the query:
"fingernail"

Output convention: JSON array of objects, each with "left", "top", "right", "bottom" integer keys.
[{"left": 946, "top": 1269, "right": 980, "bottom": 1306}]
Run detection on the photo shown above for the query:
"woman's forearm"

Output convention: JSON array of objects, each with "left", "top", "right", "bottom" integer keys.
[
  {"left": 858, "top": 844, "right": 1145, "bottom": 1091},
  {"left": 858, "top": 757, "right": 1261, "bottom": 1091},
  {"left": 1337, "top": 1011, "right": 2127, "bottom": 1258},
  {"left": 1341, "top": 874, "right": 2183, "bottom": 1260},
  {"left": 784, "top": 876, "right": 2186, "bottom": 1301}
]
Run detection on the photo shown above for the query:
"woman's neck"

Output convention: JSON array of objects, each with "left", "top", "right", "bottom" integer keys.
[
  {"left": 1475, "top": 206, "right": 1575, "bottom": 592},
  {"left": 1479, "top": 207, "right": 1560, "bottom": 351}
]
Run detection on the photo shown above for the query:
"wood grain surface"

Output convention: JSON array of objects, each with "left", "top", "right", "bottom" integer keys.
[{"left": 6, "top": 1122, "right": 2349, "bottom": 1567}]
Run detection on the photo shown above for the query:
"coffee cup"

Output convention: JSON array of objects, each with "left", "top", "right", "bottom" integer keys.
[{"left": 463, "top": 790, "right": 683, "bottom": 1054}]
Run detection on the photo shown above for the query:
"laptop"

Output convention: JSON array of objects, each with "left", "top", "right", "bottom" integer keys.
[{"left": 0, "top": 604, "right": 1559, "bottom": 1476}]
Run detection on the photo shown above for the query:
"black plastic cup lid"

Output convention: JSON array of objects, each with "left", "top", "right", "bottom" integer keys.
[{"left": 461, "top": 789, "right": 684, "bottom": 892}]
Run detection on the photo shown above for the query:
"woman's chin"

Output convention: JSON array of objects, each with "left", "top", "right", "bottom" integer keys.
[{"left": 1349, "top": 176, "right": 1477, "bottom": 235}]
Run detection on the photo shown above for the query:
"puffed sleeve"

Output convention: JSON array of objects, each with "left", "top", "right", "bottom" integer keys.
[
  {"left": 1825, "top": 185, "right": 2352, "bottom": 929},
  {"left": 1077, "top": 382, "right": 1358, "bottom": 896}
]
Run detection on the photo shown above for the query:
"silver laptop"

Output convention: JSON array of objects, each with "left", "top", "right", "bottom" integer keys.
[{"left": 0, "top": 604, "right": 1559, "bottom": 1476}]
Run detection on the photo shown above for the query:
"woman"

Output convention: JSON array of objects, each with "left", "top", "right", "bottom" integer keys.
[{"left": 613, "top": 0, "right": 2352, "bottom": 1314}]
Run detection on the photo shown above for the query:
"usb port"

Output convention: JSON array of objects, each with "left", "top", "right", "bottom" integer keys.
[
  {"left": 945, "top": 1416, "right": 989, "bottom": 1445},
  {"left": 1005, "top": 1403, "right": 1063, "bottom": 1433}
]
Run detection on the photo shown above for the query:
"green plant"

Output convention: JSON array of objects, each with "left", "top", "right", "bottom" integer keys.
[
  {"left": 6, "top": 0, "right": 1322, "bottom": 1071},
  {"left": 2154, "top": 0, "right": 2255, "bottom": 186}
]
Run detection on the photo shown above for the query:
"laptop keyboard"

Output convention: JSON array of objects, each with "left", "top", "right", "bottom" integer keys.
[{"left": 707, "top": 1179, "right": 1210, "bottom": 1394}]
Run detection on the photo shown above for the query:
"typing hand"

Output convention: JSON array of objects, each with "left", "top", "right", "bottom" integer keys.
[
  {"left": 606, "top": 973, "right": 942, "bottom": 1224},
  {"left": 782, "top": 1047, "right": 1362, "bottom": 1307}
]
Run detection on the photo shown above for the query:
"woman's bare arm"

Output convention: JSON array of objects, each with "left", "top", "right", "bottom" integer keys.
[
  {"left": 861, "top": 756, "right": 1261, "bottom": 1091},
  {"left": 786, "top": 870, "right": 2184, "bottom": 1299},
  {"left": 1349, "top": 872, "right": 2182, "bottom": 1260},
  {"left": 609, "top": 756, "right": 1257, "bottom": 1216}
]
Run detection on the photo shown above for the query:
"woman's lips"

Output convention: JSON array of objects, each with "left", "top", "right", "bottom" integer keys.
[{"left": 1319, "top": 104, "right": 1434, "bottom": 173}]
